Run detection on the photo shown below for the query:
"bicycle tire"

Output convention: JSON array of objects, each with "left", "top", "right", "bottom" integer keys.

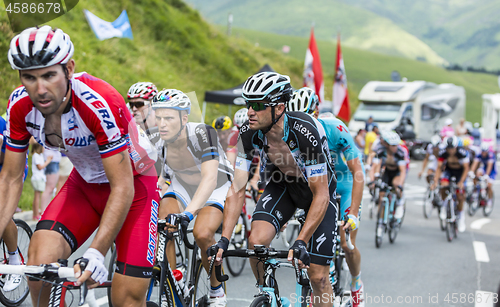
[
  {"left": 300, "top": 284, "right": 313, "bottom": 307},
  {"left": 445, "top": 200, "right": 454, "bottom": 242},
  {"left": 0, "top": 219, "right": 32, "bottom": 307},
  {"left": 335, "top": 256, "right": 351, "bottom": 303},
  {"left": 483, "top": 193, "right": 494, "bottom": 217},
  {"left": 388, "top": 220, "right": 399, "bottom": 244},
  {"left": 192, "top": 260, "right": 226, "bottom": 307},
  {"left": 468, "top": 198, "right": 479, "bottom": 216},
  {"left": 107, "top": 245, "right": 117, "bottom": 307},
  {"left": 375, "top": 202, "right": 384, "bottom": 248},
  {"left": 225, "top": 214, "right": 248, "bottom": 277},
  {"left": 423, "top": 188, "right": 434, "bottom": 219},
  {"left": 249, "top": 294, "right": 271, "bottom": 307}
]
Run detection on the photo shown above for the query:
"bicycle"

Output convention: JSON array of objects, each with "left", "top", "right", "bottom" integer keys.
[
  {"left": 468, "top": 175, "right": 494, "bottom": 217},
  {"left": 422, "top": 175, "right": 447, "bottom": 231},
  {"left": 0, "top": 219, "right": 33, "bottom": 307},
  {"left": 280, "top": 209, "right": 305, "bottom": 249},
  {"left": 0, "top": 259, "right": 112, "bottom": 307},
  {"left": 440, "top": 177, "right": 460, "bottom": 242},
  {"left": 375, "top": 181, "right": 403, "bottom": 248},
  {"left": 225, "top": 194, "right": 252, "bottom": 277},
  {"left": 367, "top": 177, "right": 381, "bottom": 220},
  {"left": 209, "top": 245, "right": 311, "bottom": 307}
]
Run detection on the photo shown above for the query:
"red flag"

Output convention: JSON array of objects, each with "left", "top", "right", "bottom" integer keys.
[
  {"left": 303, "top": 28, "right": 324, "bottom": 102},
  {"left": 333, "top": 33, "right": 350, "bottom": 122}
]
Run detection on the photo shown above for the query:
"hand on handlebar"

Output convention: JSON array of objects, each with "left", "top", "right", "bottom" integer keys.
[
  {"left": 207, "top": 237, "right": 229, "bottom": 267},
  {"left": 343, "top": 214, "right": 359, "bottom": 231},
  {"left": 288, "top": 240, "right": 310, "bottom": 270},
  {"left": 74, "top": 248, "right": 107, "bottom": 288},
  {"left": 166, "top": 212, "right": 191, "bottom": 233}
]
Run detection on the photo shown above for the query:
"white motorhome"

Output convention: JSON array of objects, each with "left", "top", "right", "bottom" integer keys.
[
  {"left": 481, "top": 94, "right": 500, "bottom": 151},
  {"left": 348, "top": 81, "right": 465, "bottom": 142}
]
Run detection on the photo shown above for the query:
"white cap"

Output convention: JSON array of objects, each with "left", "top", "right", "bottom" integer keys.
[{"left": 445, "top": 118, "right": 453, "bottom": 126}]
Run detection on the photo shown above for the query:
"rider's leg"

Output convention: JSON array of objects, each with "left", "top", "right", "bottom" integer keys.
[
  {"left": 426, "top": 169, "right": 435, "bottom": 185},
  {"left": 159, "top": 197, "right": 181, "bottom": 270},
  {"left": 111, "top": 275, "right": 150, "bottom": 307},
  {"left": 308, "top": 264, "right": 333, "bottom": 307},
  {"left": 192, "top": 205, "right": 223, "bottom": 288},
  {"left": 3, "top": 220, "right": 18, "bottom": 255},
  {"left": 248, "top": 220, "right": 276, "bottom": 285}
]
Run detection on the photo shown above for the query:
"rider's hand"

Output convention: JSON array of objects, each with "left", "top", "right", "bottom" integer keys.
[
  {"left": 74, "top": 248, "right": 107, "bottom": 288},
  {"left": 288, "top": 240, "right": 310, "bottom": 269},
  {"left": 430, "top": 182, "right": 437, "bottom": 190},
  {"left": 457, "top": 181, "right": 464, "bottom": 190},
  {"left": 343, "top": 214, "right": 359, "bottom": 231},
  {"left": 208, "top": 237, "right": 229, "bottom": 266},
  {"left": 418, "top": 171, "right": 423, "bottom": 179},
  {"left": 166, "top": 212, "right": 191, "bottom": 232}
]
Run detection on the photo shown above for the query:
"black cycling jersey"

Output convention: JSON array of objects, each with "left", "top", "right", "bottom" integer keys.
[
  {"left": 438, "top": 146, "right": 469, "bottom": 172},
  {"left": 373, "top": 144, "right": 407, "bottom": 171}
]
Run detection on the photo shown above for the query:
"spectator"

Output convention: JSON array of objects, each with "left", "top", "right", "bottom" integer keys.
[
  {"left": 365, "top": 116, "right": 375, "bottom": 132},
  {"left": 470, "top": 122, "right": 481, "bottom": 146},
  {"left": 440, "top": 118, "right": 455, "bottom": 138},
  {"left": 355, "top": 129, "right": 366, "bottom": 154},
  {"left": 31, "top": 143, "right": 52, "bottom": 220},
  {"left": 456, "top": 118, "right": 467, "bottom": 136},
  {"left": 56, "top": 153, "right": 73, "bottom": 194},
  {"left": 40, "top": 148, "right": 61, "bottom": 214},
  {"left": 364, "top": 123, "right": 379, "bottom": 158}
]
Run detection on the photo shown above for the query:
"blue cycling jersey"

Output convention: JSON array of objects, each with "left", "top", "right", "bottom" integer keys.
[{"left": 475, "top": 151, "right": 497, "bottom": 176}]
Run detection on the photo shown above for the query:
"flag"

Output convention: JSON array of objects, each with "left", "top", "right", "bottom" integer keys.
[
  {"left": 303, "top": 27, "right": 324, "bottom": 102},
  {"left": 84, "top": 10, "right": 133, "bottom": 41},
  {"left": 332, "top": 33, "right": 350, "bottom": 122}
]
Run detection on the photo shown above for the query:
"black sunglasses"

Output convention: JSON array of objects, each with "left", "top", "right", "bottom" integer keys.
[
  {"left": 245, "top": 101, "right": 272, "bottom": 111},
  {"left": 128, "top": 101, "right": 147, "bottom": 109}
]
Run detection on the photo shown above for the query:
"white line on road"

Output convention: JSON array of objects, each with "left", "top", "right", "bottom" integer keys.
[
  {"left": 475, "top": 290, "right": 495, "bottom": 307},
  {"left": 473, "top": 241, "right": 490, "bottom": 263},
  {"left": 471, "top": 218, "right": 492, "bottom": 230}
]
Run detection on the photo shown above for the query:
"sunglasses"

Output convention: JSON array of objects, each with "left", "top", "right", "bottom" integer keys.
[
  {"left": 245, "top": 101, "right": 276, "bottom": 112},
  {"left": 128, "top": 101, "right": 148, "bottom": 109}
]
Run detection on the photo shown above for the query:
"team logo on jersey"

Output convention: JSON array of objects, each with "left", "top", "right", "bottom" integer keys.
[
  {"left": 293, "top": 122, "right": 318, "bottom": 147},
  {"left": 9, "top": 87, "right": 27, "bottom": 103},
  {"left": 147, "top": 200, "right": 159, "bottom": 265},
  {"left": 337, "top": 125, "right": 346, "bottom": 132},
  {"left": 289, "top": 140, "right": 296, "bottom": 149},
  {"left": 275, "top": 210, "right": 283, "bottom": 221},
  {"left": 196, "top": 127, "right": 208, "bottom": 143},
  {"left": 308, "top": 165, "right": 326, "bottom": 177},
  {"left": 81, "top": 91, "right": 116, "bottom": 130},
  {"left": 261, "top": 194, "right": 272, "bottom": 209}
]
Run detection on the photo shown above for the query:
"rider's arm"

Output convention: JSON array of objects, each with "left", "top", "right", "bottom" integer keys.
[
  {"left": 485, "top": 160, "right": 494, "bottom": 176},
  {"left": 221, "top": 167, "right": 248, "bottom": 240},
  {"left": 459, "top": 159, "right": 469, "bottom": 186},
  {"left": 420, "top": 153, "right": 430, "bottom": 176},
  {"left": 296, "top": 174, "right": 330, "bottom": 243},
  {"left": 470, "top": 158, "right": 479, "bottom": 173},
  {"left": 346, "top": 157, "right": 363, "bottom": 217},
  {"left": 226, "top": 150, "right": 237, "bottom": 168},
  {"left": 90, "top": 150, "right": 134, "bottom": 256},
  {"left": 0, "top": 149, "right": 29, "bottom": 238},
  {"left": 184, "top": 159, "right": 219, "bottom": 216},
  {"left": 434, "top": 160, "right": 444, "bottom": 186}
]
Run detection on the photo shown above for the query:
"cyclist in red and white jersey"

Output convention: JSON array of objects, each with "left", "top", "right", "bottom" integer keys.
[{"left": 0, "top": 26, "right": 159, "bottom": 307}]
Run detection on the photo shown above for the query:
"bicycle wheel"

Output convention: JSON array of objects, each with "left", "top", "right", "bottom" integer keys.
[
  {"left": 192, "top": 260, "right": 225, "bottom": 307},
  {"left": 423, "top": 188, "right": 434, "bottom": 218},
  {"left": 468, "top": 197, "right": 479, "bottom": 216},
  {"left": 445, "top": 201, "right": 454, "bottom": 242},
  {"left": 388, "top": 218, "right": 399, "bottom": 244},
  {"left": 483, "top": 193, "right": 494, "bottom": 217},
  {"left": 281, "top": 221, "right": 299, "bottom": 249},
  {"left": 225, "top": 214, "right": 248, "bottom": 277},
  {"left": 375, "top": 203, "right": 384, "bottom": 248},
  {"left": 335, "top": 255, "right": 351, "bottom": 303},
  {"left": 0, "top": 219, "right": 32, "bottom": 307},
  {"left": 249, "top": 294, "right": 271, "bottom": 307},
  {"left": 107, "top": 245, "right": 117, "bottom": 307}
]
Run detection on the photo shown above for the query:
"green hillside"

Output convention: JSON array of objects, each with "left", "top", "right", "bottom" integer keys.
[
  {"left": 186, "top": 0, "right": 447, "bottom": 66},
  {"left": 228, "top": 27, "right": 499, "bottom": 122}
]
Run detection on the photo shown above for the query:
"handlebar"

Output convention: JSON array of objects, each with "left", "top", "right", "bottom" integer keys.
[
  {"left": 158, "top": 218, "right": 196, "bottom": 250},
  {"left": 0, "top": 264, "right": 75, "bottom": 279}
]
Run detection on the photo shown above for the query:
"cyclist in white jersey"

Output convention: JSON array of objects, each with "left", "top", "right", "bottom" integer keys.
[
  {"left": 152, "top": 89, "right": 233, "bottom": 307},
  {"left": 418, "top": 135, "right": 442, "bottom": 183}
]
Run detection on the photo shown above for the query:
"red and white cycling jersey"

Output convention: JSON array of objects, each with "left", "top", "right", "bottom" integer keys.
[{"left": 6, "top": 72, "right": 156, "bottom": 183}]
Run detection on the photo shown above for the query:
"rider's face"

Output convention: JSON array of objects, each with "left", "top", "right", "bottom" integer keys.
[
  {"left": 19, "top": 60, "right": 74, "bottom": 116},
  {"left": 129, "top": 99, "right": 152, "bottom": 125},
  {"left": 446, "top": 147, "right": 457, "bottom": 155},
  {"left": 247, "top": 101, "right": 272, "bottom": 130},
  {"left": 388, "top": 144, "right": 398, "bottom": 154},
  {"left": 155, "top": 108, "right": 186, "bottom": 140}
]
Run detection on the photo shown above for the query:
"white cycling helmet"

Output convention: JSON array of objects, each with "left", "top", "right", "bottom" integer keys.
[
  {"left": 242, "top": 72, "right": 293, "bottom": 103},
  {"left": 152, "top": 89, "right": 191, "bottom": 114},
  {"left": 127, "top": 82, "right": 158, "bottom": 100},
  {"left": 287, "top": 87, "right": 319, "bottom": 114},
  {"left": 430, "top": 135, "right": 441, "bottom": 147},
  {"left": 382, "top": 130, "right": 401, "bottom": 146},
  {"left": 233, "top": 108, "right": 248, "bottom": 128},
  {"left": 318, "top": 112, "right": 336, "bottom": 119},
  {"left": 8, "top": 26, "right": 74, "bottom": 70},
  {"left": 444, "top": 136, "right": 459, "bottom": 149},
  {"left": 480, "top": 143, "right": 491, "bottom": 152}
]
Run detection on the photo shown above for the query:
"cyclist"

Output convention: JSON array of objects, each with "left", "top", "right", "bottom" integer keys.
[
  {"left": 212, "top": 115, "right": 233, "bottom": 152},
  {"left": 418, "top": 135, "right": 442, "bottom": 184},
  {"left": 212, "top": 72, "right": 338, "bottom": 307},
  {"left": 1, "top": 26, "right": 159, "bottom": 307},
  {"left": 287, "top": 87, "right": 366, "bottom": 307},
  {"left": 127, "top": 82, "right": 158, "bottom": 132},
  {"left": 152, "top": 89, "right": 233, "bottom": 306},
  {"left": 470, "top": 143, "right": 496, "bottom": 210},
  {"left": 431, "top": 136, "right": 469, "bottom": 232},
  {"left": 369, "top": 131, "right": 407, "bottom": 221}
]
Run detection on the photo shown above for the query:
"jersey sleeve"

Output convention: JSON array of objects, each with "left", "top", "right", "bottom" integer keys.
[
  {"left": 293, "top": 117, "right": 329, "bottom": 178},
  {"left": 234, "top": 124, "right": 258, "bottom": 172},
  {"left": 5, "top": 88, "right": 32, "bottom": 153},
  {"left": 193, "top": 124, "right": 221, "bottom": 163},
  {"left": 457, "top": 147, "right": 469, "bottom": 164},
  {"left": 334, "top": 122, "right": 360, "bottom": 162}
]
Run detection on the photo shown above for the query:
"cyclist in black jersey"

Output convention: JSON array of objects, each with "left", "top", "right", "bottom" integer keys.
[{"left": 211, "top": 72, "right": 337, "bottom": 307}]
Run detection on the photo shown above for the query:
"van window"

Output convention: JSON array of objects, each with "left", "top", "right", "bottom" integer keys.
[
  {"left": 402, "top": 105, "right": 413, "bottom": 120},
  {"left": 421, "top": 105, "right": 441, "bottom": 121},
  {"left": 353, "top": 103, "right": 401, "bottom": 122}
]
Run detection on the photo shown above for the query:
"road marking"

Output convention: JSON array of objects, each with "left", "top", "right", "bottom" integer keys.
[
  {"left": 475, "top": 290, "right": 494, "bottom": 307},
  {"left": 227, "top": 298, "right": 254, "bottom": 303},
  {"left": 471, "top": 218, "right": 491, "bottom": 230},
  {"left": 81, "top": 295, "right": 108, "bottom": 307},
  {"left": 473, "top": 241, "right": 490, "bottom": 263},
  {"left": 409, "top": 162, "right": 417, "bottom": 169}
]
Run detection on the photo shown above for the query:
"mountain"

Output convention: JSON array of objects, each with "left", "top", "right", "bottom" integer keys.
[{"left": 185, "top": 0, "right": 447, "bottom": 66}]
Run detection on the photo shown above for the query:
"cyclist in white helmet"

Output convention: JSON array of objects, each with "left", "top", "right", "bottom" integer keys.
[
  {"left": 2, "top": 26, "right": 159, "bottom": 307},
  {"left": 212, "top": 72, "right": 338, "bottom": 307},
  {"left": 287, "top": 87, "right": 366, "bottom": 307},
  {"left": 419, "top": 135, "right": 443, "bottom": 184},
  {"left": 153, "top": 89, "right": 233, "bottom": 307}
]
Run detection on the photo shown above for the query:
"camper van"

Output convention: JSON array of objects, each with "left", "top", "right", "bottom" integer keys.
[
  {"left": 482, "top": 94, "right": 500, "bottom": 152},
  {"left": 348, "top": 81, "right": 465, "bottom": 142}
]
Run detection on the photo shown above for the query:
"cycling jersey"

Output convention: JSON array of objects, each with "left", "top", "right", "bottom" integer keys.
[
  {"left": 425, "top": 143, "right": 441, "bottom": 171},
  {"left": 226, "top": 127, "right": 239, "bottom": 154},
  {"left": 235, "top": 112, "right": 337, "bottom": 265},
  {"left": 158, "top": 122, "right": 233, "bottom": 180},
  {"left": 318, "top": 117, "right": 364, "bottom": 217},
  {"left": 438, "top": 146, "right": 469, "bottom": 184},
  {"left": 6, "top": 72, "right": 156, "bottom": 183},
  {"left": 0, "top": 116, "right": 28, "bottom": 179},
  {"left": 475, "top": 151, "right": 497, "bottom": 178},
  {"left": 372, "top": 144, "right": 407, "bottom": 171}
]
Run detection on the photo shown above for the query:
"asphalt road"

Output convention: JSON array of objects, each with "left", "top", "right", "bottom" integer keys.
[{"left": 13, "top": 161, "right": 500, "bottom": 307}]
